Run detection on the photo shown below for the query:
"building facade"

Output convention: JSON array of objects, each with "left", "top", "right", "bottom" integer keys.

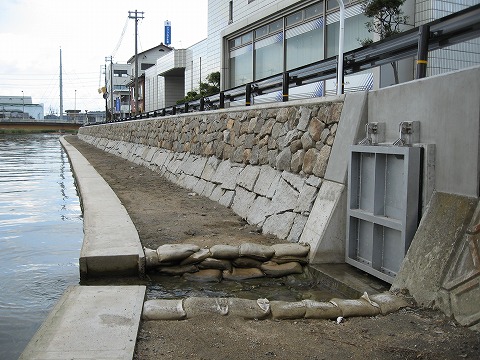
[
  {"left": 106, "top": 63, "right": 131, "bottom": 118},
  {"left": 142, "top": 0, "right": 479, "bottom": 110},
  {"left": 0, "top": 96, "right": 44, "bottom": 120}
]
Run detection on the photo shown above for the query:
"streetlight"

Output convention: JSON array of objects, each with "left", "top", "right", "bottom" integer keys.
[
  {"left": 75, "top": 90, "right": 77, "bottom": 112},
  {"left": 21, "top": 90, "right": 25, "bottom": 119}
]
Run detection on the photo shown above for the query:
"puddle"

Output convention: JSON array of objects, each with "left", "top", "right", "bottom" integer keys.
[{"left": 146, "top": 271, "right": 345, "bottom": 302}]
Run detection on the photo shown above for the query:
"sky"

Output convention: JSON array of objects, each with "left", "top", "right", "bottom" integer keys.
[{"left": 0, "top": 0, "right": 208, "bottom": 115}]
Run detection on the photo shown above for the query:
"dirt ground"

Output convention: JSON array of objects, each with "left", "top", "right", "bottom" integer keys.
[{"left": 65, "top": 136, "right": 480, "bottom": 360}]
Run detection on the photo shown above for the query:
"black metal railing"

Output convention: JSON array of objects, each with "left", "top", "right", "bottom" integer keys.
[{"left": 99, "top": 4, "right": 479, "bottom": 124}]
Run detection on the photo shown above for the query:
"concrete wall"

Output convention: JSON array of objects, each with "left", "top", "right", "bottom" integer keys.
[
  {"left": 368, "top": 66, "right": 480, "bottom": 198},
  {"left": 79, "top": 94, "right": 367, "bottom": 263}
]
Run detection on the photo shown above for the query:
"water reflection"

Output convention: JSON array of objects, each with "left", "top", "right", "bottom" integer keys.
[{"left": 0, "top": 134, "right": 83, "bottom": 360}]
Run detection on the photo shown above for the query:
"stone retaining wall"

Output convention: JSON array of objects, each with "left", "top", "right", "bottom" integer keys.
[{"left": 78, "top": 98, "right": 344, "bottom": 247}]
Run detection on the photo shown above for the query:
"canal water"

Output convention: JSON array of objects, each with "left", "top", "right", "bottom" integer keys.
[{"left": 0, "top": 134, "right": 83, "bottom": 360}]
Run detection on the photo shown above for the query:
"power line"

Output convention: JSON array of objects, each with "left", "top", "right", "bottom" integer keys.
[{"left": 112, "top": 17, "right": 130, "bottom": 57}]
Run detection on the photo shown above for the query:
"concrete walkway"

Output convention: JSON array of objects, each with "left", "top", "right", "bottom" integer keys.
[
  {"left": 60, "top": 137, "right": 145, "bottom": 278},
  {"left": 19, "top": 286, "right": 145, "bottom": 360}
]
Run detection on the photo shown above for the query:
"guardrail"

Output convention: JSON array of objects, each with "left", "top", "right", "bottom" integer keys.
[{"left": 102, "top": 4, "right": 479, "bottom": 124}]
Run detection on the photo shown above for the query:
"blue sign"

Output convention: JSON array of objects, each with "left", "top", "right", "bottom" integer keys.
[
  {"left": 164, "top": 20, "right": 171, "bottom": 45},
  {"left": 115, "top": 98, "right": 120, "bottom": 112}
]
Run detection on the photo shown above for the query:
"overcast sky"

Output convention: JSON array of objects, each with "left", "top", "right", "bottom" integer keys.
[{"left": 0, "top": 0, "right": 208, "bottom": 114}]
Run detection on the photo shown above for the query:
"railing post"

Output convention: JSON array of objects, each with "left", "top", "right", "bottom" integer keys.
[
  {"left": 282, "top": 72, "right": 289, "bottom": 102},
  {"left": 200, "top": 97, "right": 205, "bottom": 111},
  {"left": 172, "top": 106, "right": 176, "bottom": 115},
  {"left": 219, "top": 92, "right": 225, "bottom": 109},
  {"left": 245, "top": 83, "right": 251, "bottom": 106},
  {"left": 337, "top": 55, "right": 345, "bottom": 95},
  {"left": 416, "top": 24, "right": 430, "bottom": 79},
  {"left": 184, "top": 102, "right": 189, "bottom": 113}
]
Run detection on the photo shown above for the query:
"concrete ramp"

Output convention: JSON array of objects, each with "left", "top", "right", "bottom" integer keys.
[
  {"left": 19, "top": 285, "right": 145, "bottom": 360},
  {"left": 60, "top": 137, "right": 145, "bottom": 278}
]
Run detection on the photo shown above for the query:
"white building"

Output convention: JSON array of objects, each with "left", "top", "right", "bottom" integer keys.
[
  {"left": 143, "top": 0, "right": 479, "bottom": 110},
  {"left": 106, "top": 63, "right": 131, "bottom": 118},
  {"left": 0, "top": 95, "right": 44, "bottom": 120}
]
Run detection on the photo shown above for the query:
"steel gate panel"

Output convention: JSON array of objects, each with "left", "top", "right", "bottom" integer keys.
[{"left": 347, "top": 145, "right": 421, "bottom": 283}]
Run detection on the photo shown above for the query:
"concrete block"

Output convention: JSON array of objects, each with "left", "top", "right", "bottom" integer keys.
[
  {"left": 324, "top": 91, "right": 367, "bottom": 184},
  {"left": 192, "top": 157, "right": 208, "bottom": 177},
  {"left": 281, "top": 171, "right": 305, "bottom": 192},
  {"left": 287, "top": 214, "right": 309, "bottom": 243},
  {"left": 219, "top": 190, "right": 235, "bottom": 208},
  {"left": 247, "top": 196, "right": 272, "bottom": 226},
  {"left": 20, "top": 286, "right": 145, "bottom": 360},
  {"left": 237, "top": 165, "right": 261, "bottom": 191},
  {"left": 253, "top": 165, "right": 280, "bottom": 197},
  {"left": 201, "top": 156, "right": 220, "bottom": 181},
  {"left": 263, "top": 212, "right": 296, "bottom": 239},
  {"left": 295, "top": 184, "right": 319, "bottom": 214},
  {"left": 300, "top": 180, "right": 346, "bottom": 263},
  {"left": 269, "top": 178, "right": 299, "bottom": 214},
  {"left": 231, "top": 187, "right": 257, "bottom": 219}
]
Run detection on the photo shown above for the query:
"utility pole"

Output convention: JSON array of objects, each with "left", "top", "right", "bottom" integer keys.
[
  {"left": 128, "top": 10, "right": 144, "bottom": 114},
  {"left": 59, "top": 48, "right": 63, "bottom": 121},
  {"left": 105, "top": 56, "right": 114, "bottom": 121}
]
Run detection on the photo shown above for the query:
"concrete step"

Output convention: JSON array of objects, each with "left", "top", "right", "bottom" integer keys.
[{"left": 19, "top": 285, "right": 145, "bottom": 360}]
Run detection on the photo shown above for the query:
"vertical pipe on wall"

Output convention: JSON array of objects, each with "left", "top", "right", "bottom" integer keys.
[
  {"left": 337, "top": 0, "right": 345, "bottom": 95},
  {"left": 416, "top": 25, "right": 430, "bottom": 79}
]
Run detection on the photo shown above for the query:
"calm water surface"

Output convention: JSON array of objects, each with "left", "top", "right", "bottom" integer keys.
[{"left": 0, "top": 134, "right": 83, "bottom": 360}]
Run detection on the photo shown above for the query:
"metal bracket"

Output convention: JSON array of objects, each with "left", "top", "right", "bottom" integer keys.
[
  {"left": 358, "top": 122, "right": 385, "bottom": 145},
  {"left": 393, "top": 121, "right": 420, "bottom": 146}
]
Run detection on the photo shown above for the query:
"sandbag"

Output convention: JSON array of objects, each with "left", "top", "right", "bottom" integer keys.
[
  {"left": 370, "top": 292, "right": 410, "bottom": 315},
  {"left": 222, "top": 267, "right": 265, "bottom": 281},
  {"left": 180, "top": 248, "right": 211, "bottom": 265},
  {"left": 239, "top": 243, "right": 275, "bottom": 261},
  {"left": 270, "top": 300, "right": 306, "bottom": 319},
  {"left": 157, "top": 244, "right": 200, "bottom": 263},
  {"left": 144, "top": 247, "right": 160, "bottom": 268},
  {"left": 232, "top": 257, "right": 263, "bottom": 268},
  {"left": 183, "top": 297, "right": 229, "bottom": 317},
  {"left": 330, "top": 293, "right": 380, "bottom": 317},
  {"left": 210, "top": 244, "right": 239, "bottom": 259},
  {"left": 158, "top": 264, "right": 198, "bottom": 276},
  {"left": 261, "top": 261, "right": 303, "bottom": 277},
  {"left": 270, "top": 256, "right": 309, "bottom": 265},
  {"left": 227, "top": 298, "right": 270, "bottom": 319},
  {"left": 183, "top": 269, "right": 222, "bottom": 283},
  {"left": 142, "top": 299, "right": 186, "bottom": 320},
  {"left": 198, "top": 257, "right": 233, "bottom": 271},
  {"left": 303, "top": 300, "right": 342, "bottom": 319},
  {"left": 271, "top": 243, "right": 310, "bottom": 258}
]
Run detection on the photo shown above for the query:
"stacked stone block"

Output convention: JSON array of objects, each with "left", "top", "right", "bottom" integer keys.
[{"left": 78, "top": 99, "right": 343, "bottom": 243}]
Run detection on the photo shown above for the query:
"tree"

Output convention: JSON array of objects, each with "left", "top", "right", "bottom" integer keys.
[
  {"left": 177, "top": 72, "right": 220, "bottom": 104},
  {"left": 361, "top": 0, "right": 409, "bottom": 84}
]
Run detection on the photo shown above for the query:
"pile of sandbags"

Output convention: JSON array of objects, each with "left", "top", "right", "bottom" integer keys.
[
  {"left": 142, "top": 292, "right": 410, "bottom": 321},
  {"left": 143, "top": 242, "right": 310, "bottom": 281}
]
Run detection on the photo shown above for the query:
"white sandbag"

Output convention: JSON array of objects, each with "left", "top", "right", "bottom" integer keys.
[
  {"left": 270, "top": 301, "right": 306, "bottom": 320},
  {"left": 183, "top": 297, "right": 229, "bottom": 318},
  {"left": 260, "top": 261, "right": 303, "bottom": 277},
  {"left": 144, "top": 247, "right": 160, "bottom": 268},
  {"left": 210, "top": 244, "right": 239, "bottom": 259},
  {"left": 157, "top": 244, "right": 201, "bottom": 263},
  {"left": 271, "top": 243, "right": 310, "bottom": 258},
  {"left": 227, "top": 298, "right": 271, "bottom": 319},
  {"left": 183, "top": 269, "right": 222, "bottom": 283},
  {"left": 330, "top": 293, "right": 380, "bottom": 317},
  {"left": 180, "top": 248, "right": 211, "bottom": 265},
  {"left": 158, "top": 264, "right": 198, "bottom": 275},
  {"left": 370, "top": 292, "right": 410, "bottom": 315},
  {"left": 232, "top": 257, "right": 263, "bottom": 268},
  {"left": 142, "top": 299, "right": 186, "bottom": 320},
  {"left": 239, "top": 243, "right": 275, "bottom": 261},
  {"left": 270, "top": 256, "right": 309, "bottom": 265},
  {"left": 303, "top": 300, "right": 342, "bottom": 319},
  {"left": 222, "top": 267, "right": 265, "bottom": 281},
  {"left": 198, "top": 258, "right": 233, "bottom": 271}
]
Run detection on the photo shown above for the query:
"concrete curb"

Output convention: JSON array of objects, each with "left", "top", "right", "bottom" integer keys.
[{"left": 60, "top": 136, "right": 145, "bottom": 278}]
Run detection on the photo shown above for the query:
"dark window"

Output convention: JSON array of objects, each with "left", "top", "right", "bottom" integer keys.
[{"left": 141, "top": 63, "right": 154, "bottom": 70}]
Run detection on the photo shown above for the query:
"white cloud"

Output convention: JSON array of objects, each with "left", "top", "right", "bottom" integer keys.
[{"left": 0, "top": 0, "right": 208, "bottom": 113}]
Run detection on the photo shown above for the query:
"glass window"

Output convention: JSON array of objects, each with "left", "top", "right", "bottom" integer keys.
[
  {"left": 230, "top": 45, "right": 253, "bottom": 87},
  {"left": 286, "top": 18, "right": 324, "bottom": 70},
  {"left": 327, "top": 13, "right": 371, "bottom": 58},
  {"left": 241, "top": 32, "right": 253, "bottom": 44},
  {"left": 305, "top": 2, "right": 323, "bottom": 19},
  {"left": 255, "top": 25, "right": 268, "bottom": 38},
  {"left": 269, "top": 19, "right": 283, "bottom": 33},
  {"left": 286, "top": 11, "right": 302, "bottom": 27},
  {"left": 254, "top": 33, "right": 283, "bottom": 80}
]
